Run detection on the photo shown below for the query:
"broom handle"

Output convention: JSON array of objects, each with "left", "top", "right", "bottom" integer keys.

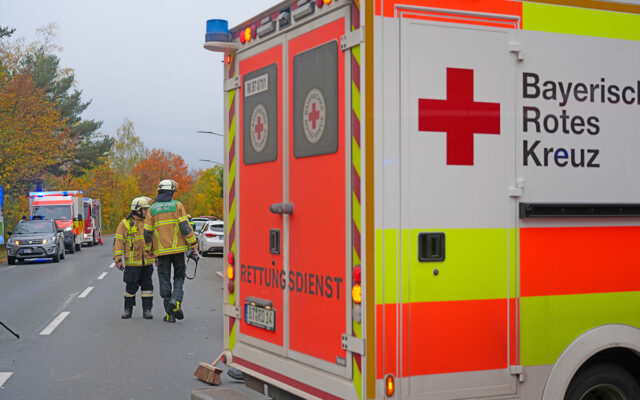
[{"left": 211, "top": 353, "right": 224, "bottom": 367}]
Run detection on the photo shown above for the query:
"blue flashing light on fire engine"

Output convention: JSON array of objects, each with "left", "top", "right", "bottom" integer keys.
[{"left": 205, "top": 19, "right": 231, "bottom": 43}]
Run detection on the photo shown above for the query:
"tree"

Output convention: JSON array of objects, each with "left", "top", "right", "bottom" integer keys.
[
  {"left": 109, "top": 119, "right": 149, "bottom": 175},
  {"left": 0, "top": 26, "right": 15, "bottom": 40},
  {"left": 0, "top": 72, "right": 68, "bottom": 230},
  {"left": 132, "top": 149, "right": 193, "bottom": 200},
  {"left": 184, "top": 166, "right": 223, "bottom": 219}
]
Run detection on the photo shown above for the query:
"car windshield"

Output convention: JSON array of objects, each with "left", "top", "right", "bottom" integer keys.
[
  {"left": 194, "top": 221, "right": 207, "bottom": 232},
  {"left": 32, "top": 205, "right": 72, "bottom": 220},
  {"left": 210, "top": 225, "right": 224, "bottom": 233},
  {"left": 14, "top": 221, "right": 54, "bottom": 234}
]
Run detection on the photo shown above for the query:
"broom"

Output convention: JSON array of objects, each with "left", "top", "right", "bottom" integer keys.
[{"left": 194, "top": 353, "right": 224, "bottom": 385}]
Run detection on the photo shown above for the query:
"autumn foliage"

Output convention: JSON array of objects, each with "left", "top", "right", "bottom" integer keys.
[{"left": 133, "top": 149, "right": 193, "bottom": 198}]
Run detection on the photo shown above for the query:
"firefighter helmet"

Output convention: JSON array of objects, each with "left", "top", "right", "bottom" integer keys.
[
  {"left": 131, "top": 196, "right": 151, "bottom": 211},
  {"left": 158, "top": 179, "right": 178, "bottom": 191}
]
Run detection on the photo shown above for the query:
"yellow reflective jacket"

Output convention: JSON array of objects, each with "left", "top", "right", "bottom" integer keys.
[
  {"left": 144, "top": 200, "right": 197, "bottom": 256},
  {"left": 113, "top": 216, "right": 154, "bottom": 266}
]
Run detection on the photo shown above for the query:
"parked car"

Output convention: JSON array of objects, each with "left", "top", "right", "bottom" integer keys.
[
  {"left": 191, "top": 217, "right": 210, "bottom": 235},
  {"left": 197, "top": 220, "right": 224, "bottom": 256},
  {"left": 6, "top": 219, "right": 66, "bottom": 264}
]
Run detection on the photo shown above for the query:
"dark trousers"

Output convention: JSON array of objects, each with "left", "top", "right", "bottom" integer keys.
[
  {"left": 156, "top": 253, "right": 186, "bottom": 315},
  {"left": 123, "top": 265, "right": 154, "bottom": 310}
]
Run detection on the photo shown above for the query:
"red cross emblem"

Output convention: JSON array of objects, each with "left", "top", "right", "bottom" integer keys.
[
  {"left": 418, "top": 68, "right": 500, "bottom": 166},
  {"left": 308, "top": 102, "right": 320, "bottom": 129},
  {"left": 255, "top": 116, "right": 264, "bottom": 140}
]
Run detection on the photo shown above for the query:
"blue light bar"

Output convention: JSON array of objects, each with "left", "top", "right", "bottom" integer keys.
[{"left": 205, "top": 19, "right": 231, "bottom": 42}]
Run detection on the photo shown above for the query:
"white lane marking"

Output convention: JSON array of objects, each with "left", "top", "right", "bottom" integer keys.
[
  {"left": 78, "top": 287, "right": 94, "bottom": 298},
  {"left": 40, "top": 312, "right": 70, "bottom": 335},
  {"left": 97, "top": 272, "right": 108, "bottom": 280},
  {"left": 0, "top": 265, "right": 17, "bottom": 272},
  {"left": 0, "top": 372, "right": 13, "bottom": 388},
  {"left": 108, "top": 263, "right": 115, "bottom": 269},
  {"left": 215, "top": 271, "right": 224, "bottom": 279}
]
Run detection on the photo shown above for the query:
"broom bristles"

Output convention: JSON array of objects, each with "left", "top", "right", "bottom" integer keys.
[{"left": 194, "top": 362, "right": 222, "bottom": 385}]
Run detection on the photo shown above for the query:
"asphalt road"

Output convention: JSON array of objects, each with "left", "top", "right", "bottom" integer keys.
[{"left": 0, "top": 236, "right": 264, "bottom": 400}]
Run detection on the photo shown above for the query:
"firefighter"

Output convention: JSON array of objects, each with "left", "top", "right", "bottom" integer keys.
[
  {"left": 113, "top": 196, "right": 155, "bottom": 319},
  {"left": 143, "top": 179, "right": 199, "bottom": 323}
]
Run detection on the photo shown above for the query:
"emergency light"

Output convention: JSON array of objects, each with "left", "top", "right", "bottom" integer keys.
[
  {"left": 205, "top": 19, "right": 230, "bottom": 42},
  {"left": 203, "top": 19, "right": 241, "bottom": 53}
]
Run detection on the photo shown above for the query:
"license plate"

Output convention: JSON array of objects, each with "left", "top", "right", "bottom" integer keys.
[
  {"left": 244, "top": 303, "right": 276, "bottom": 331},
  {"left": 21, "top": 248, "right": 32, "bottom": 254}
]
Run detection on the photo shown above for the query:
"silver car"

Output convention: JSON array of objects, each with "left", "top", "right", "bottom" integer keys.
[
  {"left": 6, "top": 219, "right": 66, "bottom": 264},
  {"left": 197, "top": 220, "right": 224, "bottom": 256}
]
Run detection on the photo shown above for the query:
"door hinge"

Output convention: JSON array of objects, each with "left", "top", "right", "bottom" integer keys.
[
  {"left": 340, "top": 27, "right": 364, "bottom": 51},
  {"left": 508, "top": 42, "right": 524, "bottom": 61},
  {"left": 510, "top": 365, "right": 525, "bottom": 382},
  {"left": 341, "top": 334, "right": 365, "bottom": 355},
  {"left": 224, "top": 304, "right": 241, "bottom": 319},
  {"left": 509, "top": 178, "right": 525, "bottom": 198},
  {"left": 224, "top": 75, "right": 241, "bottom": 92}
]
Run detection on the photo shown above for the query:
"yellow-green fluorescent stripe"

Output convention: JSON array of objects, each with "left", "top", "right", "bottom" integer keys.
[
  {"left": 352, "top": 137, "right": 361, "bottom": 177},
  {"left": 376, "top": 228, "right": 515, "bottom": 304},
  {"left": 375, "top": 229, "right": 400, "bottom": 305},
  {"left": 353, "top": 360, "right": 362, "bottom": 399},
  {"left": 228, "top": 89, "right": 235, "bottom": 113},
  {"left": 404, "top": 228, "right": 515, "bottom": 303},
  {"left": 353, "top": 249, "right": 361, "bottom": 269},
  {"left": 229, "top": 157, "right": 237, "bottom": 193},
  {"left": 523, "top": 2, "right": 640, "bottom": 41},
  {"left": 352, "top": 193, "right": 361, "bottom": 233},
  {"left": 228, "top": 198, "right": 236, "bottom": 231},
  {"left": 521, "top": 291, "right": 640, "bottom": 366},
  {"left": 353, "top": 321, "right": 362, "bottom": 338},
  {"left": 230, "top": 320, "right": 237, "bottom": 349},
  {"left": 352, "top": 82, "right": 361, "bottom": 122}
]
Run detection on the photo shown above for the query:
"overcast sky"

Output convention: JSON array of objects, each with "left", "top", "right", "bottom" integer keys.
[{"left": 0, "top": 0, "right": 281, "bottom": 171}]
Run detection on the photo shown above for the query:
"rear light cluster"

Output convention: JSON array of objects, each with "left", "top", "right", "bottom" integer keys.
[
  {"left": 352, "top": 265, "right": 362, "bottom": 323},
  {"left": 234, "top": 0, "right": 339, "bottom": 47},
  {"left": 227, "top": 251, "right": 235, "bottom": 294}
]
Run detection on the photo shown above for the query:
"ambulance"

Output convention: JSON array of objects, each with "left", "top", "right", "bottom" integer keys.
[
  {"left": 203, "top": 1, "right": 640, "bottom": 399},
  {"left": 82, "top": 197, "right": 102, "bottom": 246},
  {"left": 29, "top": 191, "right": 84, "bottom": 253}
]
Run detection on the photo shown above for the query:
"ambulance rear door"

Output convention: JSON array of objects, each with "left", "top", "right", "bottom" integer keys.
[{"left": 235, "top": 4, "right": 353, "bottom": 379}]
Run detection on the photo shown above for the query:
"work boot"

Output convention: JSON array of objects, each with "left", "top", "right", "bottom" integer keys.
[
  {"left": 170, "top": 300, "right": 184, "bottom": 320},
  {"left": 143, "top": 309, "right": 153, "bottom": 320},
  {"left": 121, "top": 308, "right": 133, "bottom": 319},
  {"left": 163, "top": 313, "right": 175, "bottom": 323}
]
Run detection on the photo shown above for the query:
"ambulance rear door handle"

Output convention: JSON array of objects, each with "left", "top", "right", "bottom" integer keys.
[{"left": 269, "top": 202, "right": 294, "bottom": 215}]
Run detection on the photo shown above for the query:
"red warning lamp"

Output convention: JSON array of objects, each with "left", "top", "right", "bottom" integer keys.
[
  {"left": 228, "top": 251, "right": 235, "bottom": 265},
  {"left": 385, "top": 375, "right": 395, "bottom": 397},
  {"left": 226, "top": 54, "right": 231, "bottom": 64},
  {"left": 239, "top": 33, "right": 246, "bottom": 44},
  {"left": 353, "top": 265, "right": 361, "bottom": 284}
]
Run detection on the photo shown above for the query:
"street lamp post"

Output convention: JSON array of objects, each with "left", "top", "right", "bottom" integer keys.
[
  {"left": 198, "top": 159, "right": 223, "bottom": 166},
  {"left": 196, "top": 130, "right": 224, "bottom": 137}
]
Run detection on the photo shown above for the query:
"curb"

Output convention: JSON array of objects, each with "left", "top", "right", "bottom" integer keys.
[{"left": 191, "top": 387, "right": 250, "bottom": 400}]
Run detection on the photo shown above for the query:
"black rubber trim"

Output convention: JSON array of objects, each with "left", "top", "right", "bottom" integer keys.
[{"left": 519, "top": 203, "right": 640, "bottom": 218}]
